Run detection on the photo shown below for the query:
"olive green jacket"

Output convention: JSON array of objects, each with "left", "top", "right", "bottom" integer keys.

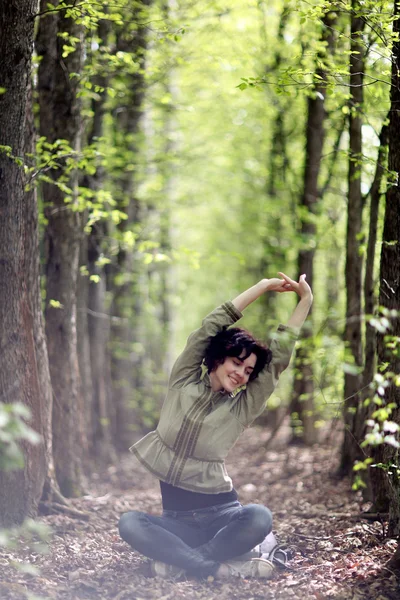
[{"left": 130, "top": 301, "right": 298, "bottom": 493}]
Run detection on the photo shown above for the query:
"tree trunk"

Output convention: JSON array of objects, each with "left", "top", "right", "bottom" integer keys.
[
  {"left": 36, "top": 1, "right": 86, "bottom": 497},
  {"left": 77, "top": 234, "right": 94, "bottom": 451},
  {"left": 340, "top": 2, "right": 366, "bottom": 475},
  {"left": 25, "top": 73, "right": 62, "bottom": 507},
  {"left": 351, "top": 122, "right": 389, "bottom": 496},
  {"left": 320, "top": 115, "right": 346, "bottom": 337},
  {"left": 145, "top": 0, "right": 176, "bottom": 390},
  {"left": 290, "top": 10, "right": 337, "bottom": 445},
  {"left": 370, "top": 0, "right": 400, "bottom": 527},
  {"left": 259, "top": 3, "right": 291, "bottom": 326},
  {"left": 362, "top": 124, "right": 388, "bottom": 387},
  {"left": 109, "top": 4, "right": 150, "bottom": 449},
  {"left": 88, "top": 234, "right": 115, "bottom": 461},
  {"left": 0, "top": 0, "right": 47, "bottom": 526},
  {"left": 84, "top": 18, "right": 116, "bottom": 462}
]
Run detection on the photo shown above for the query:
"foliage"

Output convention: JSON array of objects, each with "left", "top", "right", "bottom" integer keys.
[
  {"left": 352, "top": 310, "right": 400, "bottom": 490},
  {"left": 0, "top": 517, "right": 50, "bottom": 557},
  {"left": 0, "top": 403, "right": 50, "bottom": 570},
  {"left": 0, "top": 404, "right": 41, "bottom": 472}
]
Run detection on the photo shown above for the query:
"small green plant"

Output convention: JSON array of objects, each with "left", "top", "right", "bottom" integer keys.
[
  {"left": 0, "top": 403, "right": 41, "bottom": 471},
  {"left": 0, "top": 403, "right": 51, "bottom": 582},
  {"left": 353, "top": 310, "right": 400, "bottom": 489}
]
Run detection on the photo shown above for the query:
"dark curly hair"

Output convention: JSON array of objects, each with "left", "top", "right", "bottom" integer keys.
[{"left": 204, "top": 327, "right": 272, "bottom": 381}]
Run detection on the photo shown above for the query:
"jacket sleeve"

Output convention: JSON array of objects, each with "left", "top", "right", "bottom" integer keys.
[
  {"left": 168, "top": 301, "right": 243, "bottom": 388},
  {"left": 232, "top": 324, "right": 298, "bottom": 426}
]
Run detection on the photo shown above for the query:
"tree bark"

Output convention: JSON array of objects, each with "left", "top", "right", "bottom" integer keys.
[
  {"left": 321, "top": 115, "right": 346, "bottom": 336},
  {"left": 0, "top": 0, "right": 47, "bottom": 525},
  {"left": 77, "top": 234, "right": 94, "bottom": 452},
  {"left": 258, "top": 3, "right": 291, "bottom": 326},
  {"left": 290, "top": 10, "right": 337, "bottom": 445},
  {"left": 88, "top": 234, "right": 115, "bottom": 461},
  {"left": 370, "top": 0, "right": 400, "bottom": 528},
  {"left": 109, "top": 3, "right": 150, "bottom": 449},
  {"left": 351, "top": 123, "right": 389, "bottom": 493},
  {"left": 84, "top": 18, "right": 116, "bottom": 462},
  {"left": 362, "top": 124, "right": 388, "bottom": 387},
  {"left": 340, "top": 1, "right": 366, "bottom": 474},
  {"left": 25, "top": 73, "right": 63, "bottom": 507},
  {"left": 36, "top": 0, "right": 86, "bottom": 497}
]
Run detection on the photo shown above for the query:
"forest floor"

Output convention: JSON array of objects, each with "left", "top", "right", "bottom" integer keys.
[{"left": 0, "top": 424, "right": 399, "bottom": 600}]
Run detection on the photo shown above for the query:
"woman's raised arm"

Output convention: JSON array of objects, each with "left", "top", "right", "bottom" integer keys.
[
  {"left": 277, "top": 272, "right": 313, "bottom": 330},
  {"left": 231, "top": 277, "right": 293, "bottom": 312}
]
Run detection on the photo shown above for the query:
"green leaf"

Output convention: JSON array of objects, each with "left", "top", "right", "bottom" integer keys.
[{"left": 48, "top": 299, "right": 64, "bottom": 309}]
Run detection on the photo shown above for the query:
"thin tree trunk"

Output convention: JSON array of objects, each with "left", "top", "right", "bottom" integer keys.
[
  {"left": 146, "top": 0, "right": 176, "bottom": 380},
  {"left": 88, "top": 236, "right": 115, "bottom": 461},
  {"left": 77, "top": 234, "right": 94, "bottom": 450},
  {"left": 352, "top": 123, "right": 389, "bottom": 490},
  {"left": 259, "top": 3, "right": 291, "bottom": 325},
  {"left": 37, "top": 1, "right": 86, "bottom": 497},
  {"left": 321, "top": 114, "right": 346, "bottom": 337},
  {"left": 85, "top": 18, "right": 116, "bottom": 462},
  {"left": 290, "top": 10, "right": 337, "bottom": 445},
  {"left": 0, "top": 0, "right": 47, "bottom": 525},
  {"left": 340, "top": 1, "right": 366, "bottom": 474},
  {"left": 109, "top": 4, "right": 150, "bottom": 449},
  {"left": 266, "top": 3, "right": 291, "bottom": 199},
  {"left": 255, "top": 4, "right": 291, "bottom": 432},
  {"left": 362, "top": 124, "right": 388, "bottom": 387}
]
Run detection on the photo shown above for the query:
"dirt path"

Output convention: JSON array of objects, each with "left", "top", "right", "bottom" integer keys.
[{"left": 0, "top": 426, "right": 398, "bottom": 599}]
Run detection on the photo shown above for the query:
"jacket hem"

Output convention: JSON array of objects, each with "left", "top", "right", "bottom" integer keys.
[{"left": 130, "top": 445, "right": 233, "bottom": 494}]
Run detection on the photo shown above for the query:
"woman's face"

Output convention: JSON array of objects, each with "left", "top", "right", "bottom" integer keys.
[{"left": 210, "top": 352, "right": 257, "bottom": 393}]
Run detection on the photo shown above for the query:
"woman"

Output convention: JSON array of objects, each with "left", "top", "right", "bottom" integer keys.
[{"left": 119, "top": 272, "right": 313, "bottom": 580}]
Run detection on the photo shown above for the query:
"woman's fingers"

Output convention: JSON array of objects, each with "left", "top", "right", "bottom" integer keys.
[
  {"left": 277, "top": 272, "right": 312, "bottom": 297},
  {"left": 277, "top": 271, "right": 296, "bottom": 286},
  {"left": 276, "top": 281, "right": 296, "bottom": 293},
  {"left": 298, "top": 274, "right": 313, "bottom": 299},
  {"left": 278, "top": 272, "right": 308, "bottom": 286}
]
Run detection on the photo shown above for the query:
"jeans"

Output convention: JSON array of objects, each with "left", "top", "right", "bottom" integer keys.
[{"left": 118, "top": 501, "right": 272, "bottom": 579}]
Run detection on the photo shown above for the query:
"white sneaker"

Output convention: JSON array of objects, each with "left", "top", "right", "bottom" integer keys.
[
  {"left": 150, "top": 560, "right": 185, "bottom": 579},
  {"left": 219, "top": 557, "right": 275, "bottom": 579}
]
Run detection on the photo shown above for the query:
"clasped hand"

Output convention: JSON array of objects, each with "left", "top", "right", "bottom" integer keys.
[{"left": 264, "top": 272, "right": 313, "bottom": 300}]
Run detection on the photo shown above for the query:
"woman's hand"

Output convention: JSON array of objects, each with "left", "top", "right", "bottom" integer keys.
[
  {"left": 277, "top": 272, "right": 313, "bottom": 301},
  {"left": 262, "top": 277, "right": 292, "bottom": 293},
  {"left": 231, "top": 273, "right": 312, "bottom": 313}
]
